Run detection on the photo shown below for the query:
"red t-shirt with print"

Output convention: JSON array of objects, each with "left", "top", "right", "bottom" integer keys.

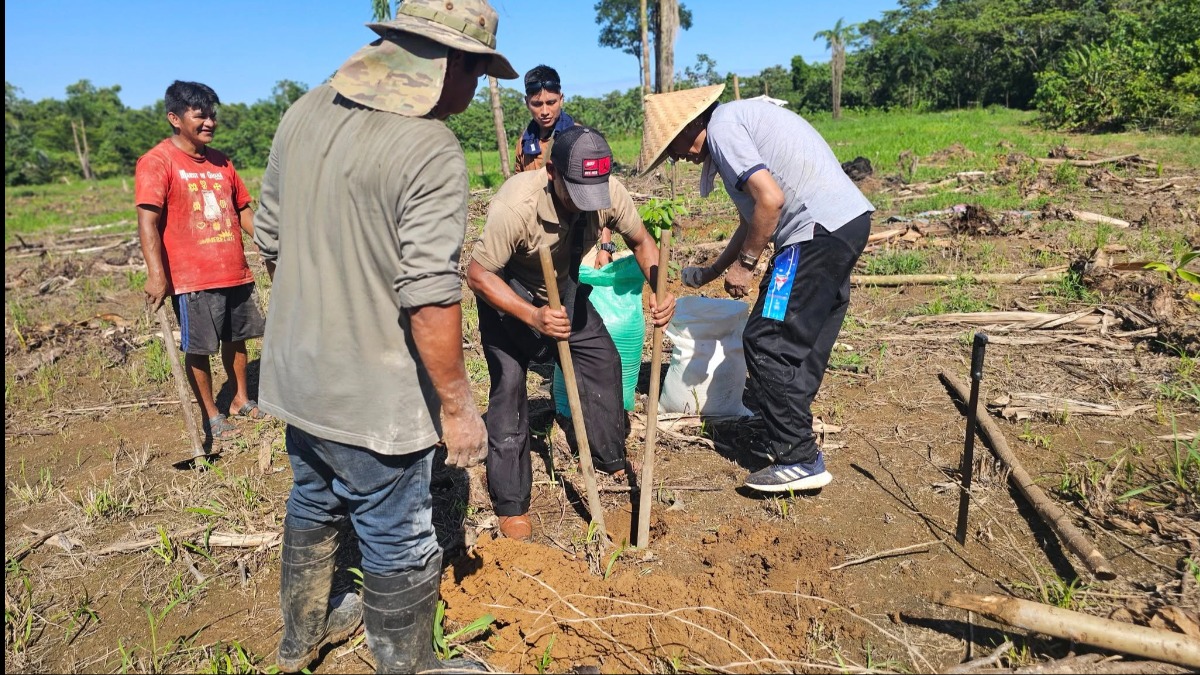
[{"left": 134, "top": 138, "right": 253, "bottom": 294}]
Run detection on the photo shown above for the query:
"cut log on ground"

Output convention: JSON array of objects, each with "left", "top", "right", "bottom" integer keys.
[
  {"left": 1035, "top": 153, "right": 1145, "bottom": 167},
  {"left": 852, "top": 270, "right": 1066, "bottom": 286},
  {"left": 935, "top": 592, "right": 1200, "bottom": 668},
  {"left": 940, "top": 372, "right": 1116, "bottom": 580},
  {"left": 880, "top": 332, "right": 1138, "bottom": 351},
  {"left": 905, "top": 310, "right": 1103, "bottom": 329},
  {"left": 95, "top": 527, "right": 281, "bottom": 556},
  {"left": 867, "top": 228, "right": 907, "bottom": 243},
  {"left": 1070, "top": 210, "right": 1130, "bottom": 228},
  {"left": 991, "top": 392, "right": 1152, "bottom": 420}
]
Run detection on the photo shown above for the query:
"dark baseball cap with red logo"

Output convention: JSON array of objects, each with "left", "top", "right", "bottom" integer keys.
[{"left": 550, "top": 125, "right": 613, "bottom": 211}]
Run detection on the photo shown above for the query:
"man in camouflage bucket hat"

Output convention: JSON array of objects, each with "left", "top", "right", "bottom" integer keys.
[{"left": 253, "top": 1, "right": 514, "bottom": 672}]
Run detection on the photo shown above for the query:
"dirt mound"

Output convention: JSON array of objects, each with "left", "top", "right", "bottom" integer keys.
[
  {"left": 1048, "top": 143, "right": 1094, "bottom": 160},
  {"left": 924, "top": 143, "right": 976, "bottom": 164},
  {"left": 441, "top": 520, "right": 856, "bottom": 674}
]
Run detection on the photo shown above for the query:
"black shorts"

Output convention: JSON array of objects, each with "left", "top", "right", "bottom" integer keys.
[{"left": 171, "top": 283, "right": 266, "bottom": 356}]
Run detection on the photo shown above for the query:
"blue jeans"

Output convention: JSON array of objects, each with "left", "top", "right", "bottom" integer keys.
[{"left": 284, "top": 425, "right": 439, "bottom": 576}]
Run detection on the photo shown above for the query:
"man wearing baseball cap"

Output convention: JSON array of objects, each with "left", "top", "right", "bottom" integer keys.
[
  {"left": 467, "top": 125, "right": 675, "bottom": 541},
  {"left": 638, "top": 84, "right": 874, "bottom": 496},
  {"left": 253, "top": 0, "right": 515, "bottom": 671}
]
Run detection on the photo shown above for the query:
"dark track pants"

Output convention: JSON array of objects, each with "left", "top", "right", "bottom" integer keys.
[
  {"left": 477, "top": 288, "right": 626, "bottom": 517},
  {"left": 744, "top": 212, "right": 872, "bottom": 465}
]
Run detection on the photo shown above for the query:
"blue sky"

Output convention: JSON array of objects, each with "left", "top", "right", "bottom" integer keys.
[{"left": 5, "top": 1, "right": 900, "bottom": 108}]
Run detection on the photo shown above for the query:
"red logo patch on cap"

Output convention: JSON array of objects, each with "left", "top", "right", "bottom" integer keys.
[{"left": 582, "top": 156, "right": 611, "bottom": 178}]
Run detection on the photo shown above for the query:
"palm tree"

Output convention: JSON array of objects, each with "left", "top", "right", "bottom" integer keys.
[{"left": 814, "top": 18, "right": 856, "bottom": 120}]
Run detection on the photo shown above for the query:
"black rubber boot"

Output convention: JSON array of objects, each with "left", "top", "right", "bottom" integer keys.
[
  {"left": 275, "top": 523, "right": 363, "bottom": 672},
  {"left": 363, "top": 551, "right": 486, "bottom": 674}
]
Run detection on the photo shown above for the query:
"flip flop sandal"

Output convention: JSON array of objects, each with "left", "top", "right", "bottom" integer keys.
[
  {"left": 232, "top": 400, "right": 267, "bottom": 420},
  {"left": 206, "top": 414, "right": 240, "bottom": 441}
]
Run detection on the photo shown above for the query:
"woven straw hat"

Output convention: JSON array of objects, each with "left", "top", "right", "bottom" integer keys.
[{"left": 637, "top": 83, "right": 725, "bottom": 175}]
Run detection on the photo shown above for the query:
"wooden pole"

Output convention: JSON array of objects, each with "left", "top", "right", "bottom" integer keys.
[
  {"left": 635, "top": 228, "right": 671, "bottom": 548},
  {"left": 156, "top": 305, "right": 206, "bottom": 460},
  {"left": 936, "top": 592, "right": 1200, "bottom": 668},
  {"left": 488, "top": 76, "right": 511, "bottom": 179},
  {"left": 639, "top": 0, "right": 651, "bottom": 98},
  {"left": 940, "top": 372, "right": 1116, "bottom": 580},
  {"left": 539, "top": 247, "right": 607, "bottom": 541},
  {"left": 732, "top": 74, "right": 741, "bottom": 100}
]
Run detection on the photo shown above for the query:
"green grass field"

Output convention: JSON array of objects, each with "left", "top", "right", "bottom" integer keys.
[{"left": 7, "top": 107, "right": 1197, "bottom": 244}]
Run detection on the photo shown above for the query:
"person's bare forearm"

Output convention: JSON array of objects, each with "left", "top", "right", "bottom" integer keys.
[
  {"left": 740, "top": 171, "right": 784, "bottom": 260},
  {"left": 711, "top": 219, "right": 751, "bottom": 274},
  {"left": 630, "top": 231, "right": 664, "bottom": 288},
  {"left": 742, "top": 203, "right": 776, "bottom": 258},
  {"left": 408, "top": 303, "right": 477, "bottom": 417},
  {"left": 238, "top": 205, "right": 254, "bottom": 238},
  {"left": 137, "top": 207, "right": 166, "bottom": 280}
]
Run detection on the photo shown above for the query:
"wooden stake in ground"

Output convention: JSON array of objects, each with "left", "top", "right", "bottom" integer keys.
[
  {"left": 636, "top": 228, "right": 671, "bottom": 549},
  {"left": 936, "top": 592, "right": 1200, "bottom": 668},
  {"left": 487, "top": 76, "right": 511, "bottom": 178},
  {"left": 955, "top": 332, "right": 988, "bottom": 546},
  {"left": 940, "top": 372, "right": 1116, "bottom": 580},
  {"left": 156, "top": 304, "right": 208, "bottom": 461},
  {"left": 539, "top": 246, "right": 607, "bottom": 541}
]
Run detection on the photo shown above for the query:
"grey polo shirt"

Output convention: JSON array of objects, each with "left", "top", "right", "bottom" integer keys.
[
  {"left": 705, "top": 100, "right": 874, "bottom": 248},
  {"left": 253, "top": 84, "right": 467, "bottom": 455}
]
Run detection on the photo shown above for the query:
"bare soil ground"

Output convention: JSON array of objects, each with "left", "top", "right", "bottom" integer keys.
[{"left": 5, "top": 145, "right": 1198, "bottom": 674}]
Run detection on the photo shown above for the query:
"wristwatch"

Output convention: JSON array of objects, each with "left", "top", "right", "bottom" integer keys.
[
  {"left": 737, "top": 250, "right": 760, "bottom": 269},
  {"left": 599, "top": 242, "right": 617, "bottom": 254}
]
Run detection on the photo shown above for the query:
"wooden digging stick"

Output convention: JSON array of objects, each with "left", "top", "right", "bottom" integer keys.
[
  {"left": 156, "top": 304, "right": 207, "bottom": 460},
  {"left": 636, "top": 227, "right": 671, "bottom": 549},
  {"left": 940, "top": 372, "right": 1116, "bottom": 580},
  {"left": 936, "top": 592, "right": 1200, "bottom": 668},
  {"left": 539, "top": 247, "right": 607, "bottom": 542}
]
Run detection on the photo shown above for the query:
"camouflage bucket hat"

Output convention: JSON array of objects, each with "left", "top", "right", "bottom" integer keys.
[
  {"left": 330, "top": 32, "right": 448, "bottom": 117},
  {"left": 367, "top": 0, "right": 517, "bottom": 79}
]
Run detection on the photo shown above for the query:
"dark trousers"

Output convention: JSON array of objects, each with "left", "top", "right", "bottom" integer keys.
[
  {"left": 744, "top": 211, "right": 872, "bottom": 465},
  {"left": 477, "top": 288, "right": 626, "bottom": 516}
]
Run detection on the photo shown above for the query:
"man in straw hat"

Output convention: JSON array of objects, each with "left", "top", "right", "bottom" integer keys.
[
  {"left": 638, "top": 84, "right": 874, "bottom": 495},
  {"left": 252, "top": 1, "right": 516, "bottom": 671},
  {"left": 466, "top": 125, "right": 675, "bottom": 541}
]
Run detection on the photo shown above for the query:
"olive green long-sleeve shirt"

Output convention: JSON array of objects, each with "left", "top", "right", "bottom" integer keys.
[{"left": 254, "top": 84, "right": 468, "bottom": 455}]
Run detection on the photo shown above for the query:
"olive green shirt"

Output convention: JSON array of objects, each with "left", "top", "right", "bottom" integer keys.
[
  {"left": 471, "top": 168, "right": 642, "bottom": 302},
  {"left": 253, "top": 84, "right": 467, "bottom": 455}
]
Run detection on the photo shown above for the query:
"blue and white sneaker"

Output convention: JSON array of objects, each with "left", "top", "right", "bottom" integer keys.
[{"left": 744, "top": 452, "right": 833, "bottom": 493}]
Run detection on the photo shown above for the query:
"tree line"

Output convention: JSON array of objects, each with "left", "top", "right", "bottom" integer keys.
[{"left": 6, "top": 0, "right": 1196, "bottom": 187}]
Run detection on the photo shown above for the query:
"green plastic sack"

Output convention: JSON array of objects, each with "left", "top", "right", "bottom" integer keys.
[{"left": 554, "top": 255, "right": 646, "bottom": 415}]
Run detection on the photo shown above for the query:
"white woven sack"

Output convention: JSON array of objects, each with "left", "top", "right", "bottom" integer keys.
[{"left": 659, "top": 297, "right": 753, "bottom": 417}]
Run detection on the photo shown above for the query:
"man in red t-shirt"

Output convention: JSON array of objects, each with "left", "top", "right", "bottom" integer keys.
[{"left": 135, "top": 80, "right": 266, "bottom": 443}]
